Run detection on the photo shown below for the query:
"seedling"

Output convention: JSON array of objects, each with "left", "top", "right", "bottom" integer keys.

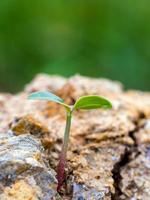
[{"left": 28, "top": 91, "right": 112, "bottom": 191}]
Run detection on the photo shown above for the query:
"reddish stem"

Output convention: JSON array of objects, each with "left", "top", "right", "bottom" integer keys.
[
  {"left": 57, "top": 151, "right": 66, "bottom": 191},
  {"left": 56, "top": 111, "right": 72, "bottom": 191}
]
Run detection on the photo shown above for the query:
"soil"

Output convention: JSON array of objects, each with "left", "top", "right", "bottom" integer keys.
[{"left": 0, "top": 74, "right": 150, "bottom": 200}]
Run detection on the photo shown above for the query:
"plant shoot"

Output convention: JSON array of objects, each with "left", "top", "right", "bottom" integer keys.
[{"left": 28, "top": 91, "right": 112, "bottom": 191}]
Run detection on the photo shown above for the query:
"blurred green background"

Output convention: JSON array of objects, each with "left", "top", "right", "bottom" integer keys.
[{"left": 0, "top": 0, "right": 149, "bottom": 92}]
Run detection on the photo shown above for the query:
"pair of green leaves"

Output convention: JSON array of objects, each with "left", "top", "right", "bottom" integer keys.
[{"left": 28, "top": 91, "right": 112, "bottom": 111}]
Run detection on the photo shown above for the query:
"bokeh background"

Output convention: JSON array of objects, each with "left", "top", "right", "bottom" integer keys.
[{"left": 0, "top": 0, "right": 149, "bottom": 92}]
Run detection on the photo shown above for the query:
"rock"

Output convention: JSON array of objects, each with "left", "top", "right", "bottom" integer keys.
[
  {"left": 25, "top": 73, "right": 66, "bottom": 93},
  {"left": 69, "top": 141, "right": 126, "bottom": 200},
  {"left": 134, "top": 119, "right": 150, "bottom": 144},
  {"left": 0, "top": 74, "right": 150, "bottom": 199},
  {"left": 0, "top": 133, "right": 59, "bottom": 200},
  {"left": 10, "top": 115, "right": 54, "bottom": 149},
  {"left": 123, "top": 91, "right": 150, "bottom": 118},
  {"left": 120, "top": 145, "right": 150, "bottom": 200},
  {"left": 119, "top": 117, "right": 150, "bottom": 200},
  {"left": 58, "top": 75, "right": 123, "bottom": 105}
]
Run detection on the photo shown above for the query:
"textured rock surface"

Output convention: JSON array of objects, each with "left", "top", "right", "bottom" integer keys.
[
  {"left": 0, "top": 133, "right": 58, "bottom": 200},
  {"left": 0, "top": 74, "right": 150, "bottom": 200},
  {"left": 119, "top": 119, "right": 150, "bottom": 200},
  {"left": 120, "top": 145, "right": 150, "bottom": 200}
]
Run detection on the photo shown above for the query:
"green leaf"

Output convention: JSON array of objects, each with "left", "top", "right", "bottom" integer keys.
[
  {"left": 74, "top": 95, "right": 112, "bottom": 110},
  {"left": 28, "top": 91, "right": 70, "bottom": 109},
  {"left": 28, "top": 91, "right": 63, "bottom": 103}
]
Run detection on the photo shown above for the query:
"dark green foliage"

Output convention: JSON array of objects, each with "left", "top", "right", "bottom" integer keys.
[{"left": 0, "top": 1, "right": 149, "bottom": 92}]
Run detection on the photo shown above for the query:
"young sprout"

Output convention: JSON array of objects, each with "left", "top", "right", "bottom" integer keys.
[{"left": 28, "top": 91, "right": 112, "bottom": 191}]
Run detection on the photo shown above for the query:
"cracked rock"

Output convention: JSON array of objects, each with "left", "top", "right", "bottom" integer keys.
[
  {"left": 68, "top": 141, "right": 126, "bottom": 200},
  {"left": 120, "top": 145, "right": 150, "bottom": 200},
  {"left": 119, "top": 118, "right": 150, "bottom": 200},
  {"left": 0, "top": 74, "right": 150, "bottom": 200}
]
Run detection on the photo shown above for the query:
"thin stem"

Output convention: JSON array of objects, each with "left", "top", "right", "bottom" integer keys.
[
  {"left": 62, "top": 111, "right": 72, "bottom": 153},
  {"left": 57, "top": 110, "right": 72, "bottom": 191}
]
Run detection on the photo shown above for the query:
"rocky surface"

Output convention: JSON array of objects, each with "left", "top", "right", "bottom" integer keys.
[
  {"left": 0, "top": 74, "right": 149, "bottom": 200},
  {"left": 0, "top": 133, "right": 58, "bottom": 200}
]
